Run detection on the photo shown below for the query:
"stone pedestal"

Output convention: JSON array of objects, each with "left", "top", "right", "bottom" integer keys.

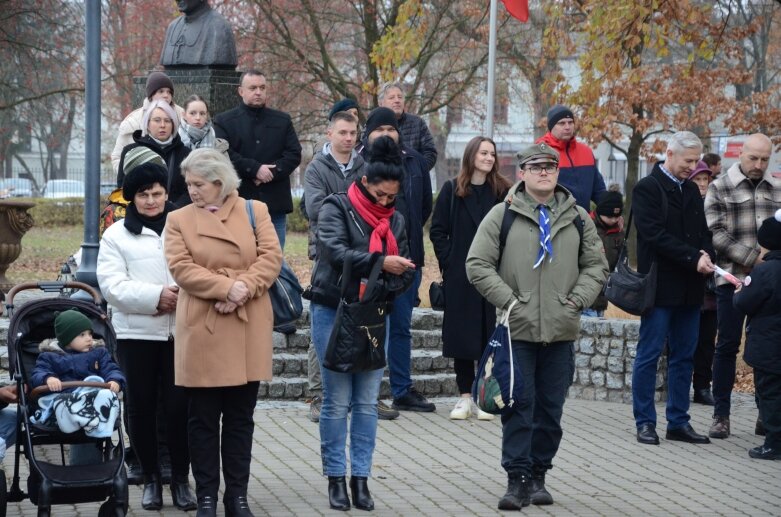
[{"left": 134, "top": 68, "right": 242, "bottom": 118}]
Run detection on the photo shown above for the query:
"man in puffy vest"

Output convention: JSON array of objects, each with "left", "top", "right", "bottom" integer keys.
[{"left": 536, "top": 105, "right": 606, "bottom": 211}]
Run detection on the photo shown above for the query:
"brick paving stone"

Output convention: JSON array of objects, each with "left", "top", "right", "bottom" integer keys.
[{"left": 4, "top": 394, "right": 780, "bottom": 515}]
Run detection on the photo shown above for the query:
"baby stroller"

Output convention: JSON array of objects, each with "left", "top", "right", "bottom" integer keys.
[{"left": 2, "top": 281, "right": 127, "bottom": 517}]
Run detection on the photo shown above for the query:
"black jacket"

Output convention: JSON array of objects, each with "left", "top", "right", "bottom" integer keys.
[
  {"left": 358, "top": 141, "right": 432, "bottom": 267},
  {"left": 632, "top": 163, "right": 713, "bottom": 306},
  {"left": 309, "top": 193, "right": 415, "bottom": 309},
  {"left": 214, "top": 103, "right": 302, "bottom": 214},
  {"left": 734, "top": 250, "right": 781, "bottom": 375},
  {"left": 117, "top": 131, "right": 191, "bottom": 207},
  {"left": 430, "top": 179, "right": 505, "bottom": 359}
]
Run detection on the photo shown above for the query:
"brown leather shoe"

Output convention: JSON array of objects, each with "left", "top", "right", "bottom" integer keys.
[{"left": 709, "top": 415, "right": 730, "bottom": 439}]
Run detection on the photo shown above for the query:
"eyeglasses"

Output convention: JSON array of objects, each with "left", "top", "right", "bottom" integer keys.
[{"left": 523, "top": 164, "right": 558, "bottom": 175}]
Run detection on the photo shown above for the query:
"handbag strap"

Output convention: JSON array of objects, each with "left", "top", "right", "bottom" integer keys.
[
  {"left": 339, "top": 251, "right": 384, "bottom": 301},
  {"left": 245, "top": 199, "right": 258, "bottom": 246},
  {"left": 620, "top": 174, "right": 669, "bottom": 262}
]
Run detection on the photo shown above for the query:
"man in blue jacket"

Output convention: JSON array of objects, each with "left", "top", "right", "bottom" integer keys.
[{"left": 360, "top": 107, "right": 433, "bottom": 419}]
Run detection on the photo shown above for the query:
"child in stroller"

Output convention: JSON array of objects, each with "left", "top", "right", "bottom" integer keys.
[{"left": 29, "top": 310, "right": 125, "bottom": 438}]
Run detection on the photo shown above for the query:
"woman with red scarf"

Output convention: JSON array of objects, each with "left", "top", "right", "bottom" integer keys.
[{"left": 308, "top": 136, "right": 415, "bottom": 511}]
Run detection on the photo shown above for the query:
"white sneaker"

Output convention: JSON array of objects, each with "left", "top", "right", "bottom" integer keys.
[
  {"left": 449, "top": 398, "right": 472, "bottom": 420},
  {"left": 476, "top": 407, "right": 495, "bottom": 421}
]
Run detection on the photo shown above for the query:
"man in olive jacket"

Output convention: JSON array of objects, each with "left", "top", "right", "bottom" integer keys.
[{"left": 466, "top": 143, "right": 608, "bottom": 511}]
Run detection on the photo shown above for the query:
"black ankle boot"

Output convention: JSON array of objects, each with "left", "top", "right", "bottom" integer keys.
[
  {"left": 141, "top": 474, "right": 162, "bottom": 511},
  {"left": 170, "top": 474, "right": 197, "bottom": 511},
  {"left": 497, "top": 473, "right": 530, "bottom": 510},
  {"left": 224, "top": 495, "right": 254, "bottom": 516},
  {"left": 530, "top": 467, "right": 553, "bottom": 505},
  {"left": 328, "top": 476, "right": 350, "bottom": 511},
  {"left": 196, "top": 495, "right": 217, "bottom": 517},
  {"left": 350, "top": 476, "right": 374, "bottom": 511}
]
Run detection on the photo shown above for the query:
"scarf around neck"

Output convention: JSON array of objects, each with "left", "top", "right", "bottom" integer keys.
[
  {"left": 347, "top": 182, "right": 398, "bottom": 256},
  {"left": 179, "top": 120, "right": 216, "bottom": 150},
  {"left": 124, "top": 201, "right": 175, "bottom": 235}
]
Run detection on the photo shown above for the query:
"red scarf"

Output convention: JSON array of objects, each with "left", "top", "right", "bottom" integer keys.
[{"left": 347, "top": 182, "right": 399, "bottom": 256}]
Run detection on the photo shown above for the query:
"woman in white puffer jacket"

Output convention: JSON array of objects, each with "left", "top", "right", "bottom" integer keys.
[{"left": 96, "top": 162, "right": 196, "bottom": 512}]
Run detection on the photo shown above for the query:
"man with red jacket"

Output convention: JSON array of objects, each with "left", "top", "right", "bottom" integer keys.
[{"left": 536, "top": 105, "right": 606, "bottom": 211}]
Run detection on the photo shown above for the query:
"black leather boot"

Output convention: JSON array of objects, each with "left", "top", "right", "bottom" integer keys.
[
  {"left": 328, "top": 476, "right": 350, "bottom": 511},
  {"left": 224, "top": 495, "right": 254, "bottom": 516},
  {"left": 497, "top": 473, "right": 530, "bottom": 510},
  {"left": 350, "top": 476, "right": 374, "bottom": 511},
  {"left": 196, "top": 495, "right": 217, "bottom": 517},
  {"left": 530, "top": 467, "right": 554, "bottom": 505},
  {"left": 141, "top": 474, "right": 163, "bottom": 511},
  {"left": 170, "top": 474, "right": 197, "bottom": 511}
]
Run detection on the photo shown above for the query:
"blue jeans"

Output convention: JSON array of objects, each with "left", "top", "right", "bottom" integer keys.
[
  {"left": 0, "top": 407, "right": 16, "bottom": 462},
  {"left": 632, "top": 306, "right": 700, "bottom": 430},
  {"left": 712, "top": 284, "right": 745, "bottom": 417},
  {"left": 387, "top": 269, "right": 421, "bottom": 399},
  {"left": 311, "top": 303, "right": 383, "bottom": 477},
  {"left": 270, "top": 212, "right": 287, "bottom": 250},
  {"left": 501, "top": 341, "right": 575, "bottom": 475},
  {"left": 582, "top": 308, "right": 603, "bottom": 318}
]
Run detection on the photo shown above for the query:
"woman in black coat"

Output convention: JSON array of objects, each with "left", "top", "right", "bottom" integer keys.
[
  {"left": 430, "top": 136, "right": 510, "bottom": 421},
  {"left": 118, "top": 99, "right": 191, "bottom": 207}
]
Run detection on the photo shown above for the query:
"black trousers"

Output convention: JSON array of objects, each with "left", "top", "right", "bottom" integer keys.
[
  {"left": 712, "top": 284, "right": 746, "bottom": 416},
  {"left": 692, "top": 309, "right": 717, "bottom": 390},
  {"left": 454, "top": 359, "right": 477, "bottom": 395},
  {"left": 187, "top": 382, "right": 260, "bottom": 499},
  {"left": 754, "top": 369, "right": 781, "bottom": 450},
  {"left": 116, "top": 339, "right": 190, "bottom": 477},
  {"left": 501, "top": 341, "right": 574, "bottom": 476}
]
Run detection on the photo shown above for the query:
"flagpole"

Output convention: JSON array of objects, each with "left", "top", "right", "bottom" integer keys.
[{"left": 485, "top": 0, "right": 498, "bottom": 139}]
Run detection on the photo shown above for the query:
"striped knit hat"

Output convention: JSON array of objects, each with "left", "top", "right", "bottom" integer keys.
[{"left": 122, "top": 146, "right": 165, "bottom": 179}]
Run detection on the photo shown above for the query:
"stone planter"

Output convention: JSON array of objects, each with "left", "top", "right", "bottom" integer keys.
[{"left": 0, "top": 199, "right": 35, "bottom": 293}]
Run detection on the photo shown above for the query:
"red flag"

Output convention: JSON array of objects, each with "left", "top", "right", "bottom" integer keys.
[{"left": 501, "top": 0, "right": 529, "bottom": 22}]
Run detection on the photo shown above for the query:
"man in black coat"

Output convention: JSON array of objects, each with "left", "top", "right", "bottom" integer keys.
[
  {"left": 358, "top": 107, "right": 433, "bottom": 418},
  {"left": 214, "top": 70, "right": 302, "bottom": 249},
  {"left": 631, "top": 131, "right": 715, "bottom": 446}
]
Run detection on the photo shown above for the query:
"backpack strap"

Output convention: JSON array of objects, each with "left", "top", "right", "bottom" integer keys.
[
  {"left": 245, "top": 199, "right": 258, "bottom": 246},
  {"left": 498, "top": 201, "right": 585, "bottom": 266}
]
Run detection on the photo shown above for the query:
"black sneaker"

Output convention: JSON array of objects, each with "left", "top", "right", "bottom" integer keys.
[
  {"left": 748, "top": 445, "right": 780, "bottom": 460},
  {"left": 377, "top": 400, "right": 400, "bottom": 420},
  {"left": 392, "top": 388, "right": 436, "bottom": 412}
]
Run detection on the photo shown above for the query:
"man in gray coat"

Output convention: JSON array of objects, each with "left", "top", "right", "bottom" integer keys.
[
  {"left": 304, "top": 111, "right": 365, "bottom": 422},
  {"left": 377, "top": 82, "right": 437, "bottom": 171},
  {"left": 466, "top": 143, "right": 607, "bottom": 510}
]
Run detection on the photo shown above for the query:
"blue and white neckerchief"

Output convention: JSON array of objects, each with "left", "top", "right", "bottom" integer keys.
[{"left": 533, "top": 204, "right": 553, "bottom": 269}]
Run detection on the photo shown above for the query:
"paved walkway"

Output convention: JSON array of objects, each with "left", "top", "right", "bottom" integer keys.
[{"left": 4, "top": 393, "right": 779, "bottom": 516}]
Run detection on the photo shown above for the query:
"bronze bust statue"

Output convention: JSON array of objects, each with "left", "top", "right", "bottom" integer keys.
[{"left": 160, "top": 0, "right": 237, "bottom": 68}]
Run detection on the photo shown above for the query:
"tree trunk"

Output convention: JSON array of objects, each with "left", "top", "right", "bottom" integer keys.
[{"left": 624, "top": 128, "right": 644, "bottom": 267}]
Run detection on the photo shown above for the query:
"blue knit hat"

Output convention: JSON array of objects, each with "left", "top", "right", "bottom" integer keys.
[
  {"left": 328, "top": 98, "right": 359, "bottom": 120},
  {"left": 547, "top": 104, "right": 575, "bottom": 131}
]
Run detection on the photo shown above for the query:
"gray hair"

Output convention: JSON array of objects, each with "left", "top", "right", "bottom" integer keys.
[
  {"left": 667, "top": 131, "right": 703, "bottom": 153},
  {"left": 378, "top": 82, "right": 405, "bottom": 102},
  {"left": 180, "top": 148, "right": 241, "bottom": 199}
]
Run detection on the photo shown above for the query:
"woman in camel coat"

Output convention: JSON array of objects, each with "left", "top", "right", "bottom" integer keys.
[{"left": 164, "top": 147, "right": 283, "bottom": 517}]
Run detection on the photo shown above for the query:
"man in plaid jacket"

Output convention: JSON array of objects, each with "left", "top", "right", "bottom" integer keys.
[{"left": 705, "top": 133, "right": 781, "bottom": 439}]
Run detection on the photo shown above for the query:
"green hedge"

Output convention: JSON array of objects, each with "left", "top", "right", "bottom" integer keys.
[
  {"left": 27, "top": 198, "right": 86, "bottom": 227},
  {"left": 288, "top": 197, "right": 309, "bottom": 233}
]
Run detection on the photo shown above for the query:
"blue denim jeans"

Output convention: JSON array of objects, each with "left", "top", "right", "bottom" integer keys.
[
  {"left": 270, "top": 212, "right": 287, "bottom": 250},
  {"left": 311, "top": 303, "right": 383, "bottom": 477},
  {"left": 387, "top": 269, "right": 421, "bottom": 399},
  {"left": 0, "top": 407, "right": 16, "bottom": 462},
  {"left": 501, "top": 341, "right": 575, "bottom": 476},
  {"left": 632, "top": 306, "right": 700, "bottom": 430}
]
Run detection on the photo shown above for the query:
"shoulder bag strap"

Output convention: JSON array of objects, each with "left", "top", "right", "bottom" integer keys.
[{"left": 245, "top": 199, "right": 258, "bottom": 246}]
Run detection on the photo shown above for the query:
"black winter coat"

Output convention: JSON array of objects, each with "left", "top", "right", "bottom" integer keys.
[
  {"left": 430, "top": 180, "right": 505, "bottom": 359},
  {"left": 632, "top": 163, "right": 713, "bottom": 307},
  {"left": 117, "top": 131, "right": 191, "bottom": 207},
  {"left": 214, "top": 103, "right": 302, "bottom": 214},
  {"left": 734, "top": 250, "right": 781, "bottom": 375},
  {"left": 310, "top": 193, "right": 415, "bottom": 309}
]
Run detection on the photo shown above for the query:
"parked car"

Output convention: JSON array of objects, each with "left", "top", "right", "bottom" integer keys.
[
  {"left": 0, "top": 178, "right": 39, "bottom": 198},
  {"left": 100, "top": 183, "right": 117, "bottom": 197},
  {"left": 43, "top": 179, "right": 85, "bottom": 199}
]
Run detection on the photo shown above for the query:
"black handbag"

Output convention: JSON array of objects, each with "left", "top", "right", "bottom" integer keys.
[
  {"left": 245, "top": 200, "right": 304, "bottom": 326},
  {"left": 323, "top": 252, "right": 388, "bottom": 373},
  {"left": 603, "top": 178, "right": 666, "bottom": 316},
  {"left": 429, "top": 179, "right": 457, "bottom": 311}
]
